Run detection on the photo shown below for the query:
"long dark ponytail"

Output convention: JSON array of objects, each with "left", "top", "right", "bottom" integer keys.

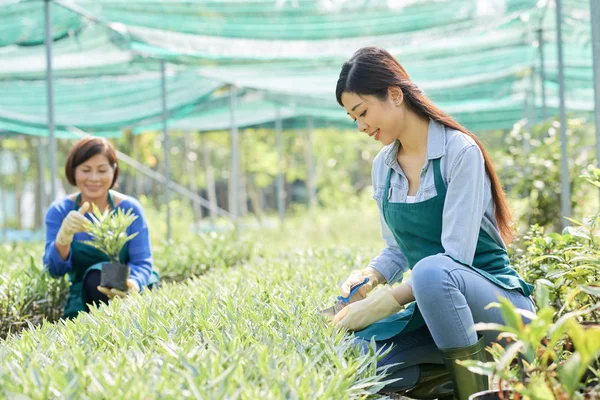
[{"left": 336, "top": 47, "right": 514, "bottom": 243}]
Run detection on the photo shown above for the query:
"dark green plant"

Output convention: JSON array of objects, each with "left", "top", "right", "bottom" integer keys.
[
  {"left": 82, "top": 204, "right": 139, "bottom": 264},
  {"left": 460, "top": 284, "right": 600, "bottom": 399}
]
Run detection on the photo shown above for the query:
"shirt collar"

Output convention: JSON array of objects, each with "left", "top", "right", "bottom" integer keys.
[{"left": 384, "top": 119, "right": 447, "bottom": 167}]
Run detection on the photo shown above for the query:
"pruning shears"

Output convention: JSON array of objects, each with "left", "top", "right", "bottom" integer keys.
[{"left": 322, "top": 277, "right": 370, "bottom": 317}]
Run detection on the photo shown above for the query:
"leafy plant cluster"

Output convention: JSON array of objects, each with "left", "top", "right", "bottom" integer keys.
[
  {"left": 0, "top": 233, "right": 253, "bottom": 340},
  {"left": 461, "top": 286, "right": 600, "bottom": 400},
  {"left": 468, "top": 166, "right": 600, "bottom": 399},
  {"left": 82, "top": 204, "right": 140, "bottom": 264},
  {"left": 495, "top": 118, "right": 595, "bottom": 232},
  {"left": 153, "top": 232, "right": 255, "bottom": 282},
  {"left": 0, "top": 243, "right": 69, "bottom": 339},
  {"left": 509, "top": 166, "right": 600, "bottom": 321},
  {"left": 0, "top": 248, "right": 389, "bottom": 399}
]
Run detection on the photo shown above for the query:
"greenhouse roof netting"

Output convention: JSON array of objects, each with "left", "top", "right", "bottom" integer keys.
[
  {"left": 0, "top": 0, "right": 594, "bottom": 135},
  {"left": 0, "top": 68, "right": 222, "bottom": 137}
]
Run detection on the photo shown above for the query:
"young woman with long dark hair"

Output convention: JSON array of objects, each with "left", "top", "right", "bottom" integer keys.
[{"left": 331, "top": 47, "right": 535, "bottom": 400}]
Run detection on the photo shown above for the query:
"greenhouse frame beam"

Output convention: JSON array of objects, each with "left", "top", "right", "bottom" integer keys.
[
  {"left": 537, "top": 28, "right": 547, "bottom": 120},
  {"left": 160, "top": 60, "right": 171, "bottom": 240},
  {"left": 44, "top": 0, "right": 57, "bottom": 202},
  {"left": 591, "top": 0, "right": 600, "bottom": 175},
  {"left": 276, "top": 107, "right": 285, "bottom": 225},
  {"left": 306, "top": 117, "right": 317, "bottom": 210},
  {"left": 229, "top": 86, "right": 240, "bottom": 234},
  {"left": 38, "top": 137, "right": 47, "bottom": 228},
  {"left": 555, "top": 0, "right": 572, "bottom": 227}
]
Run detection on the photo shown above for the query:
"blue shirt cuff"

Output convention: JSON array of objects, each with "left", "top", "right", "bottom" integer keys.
[
  {"left": 370, "top": 249, "right": 408, "bottom": 285},
  {"left": 47, "top": 241, "right": 72, "bottom": 277}
]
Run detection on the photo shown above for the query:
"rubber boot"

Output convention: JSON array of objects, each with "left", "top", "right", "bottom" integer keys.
[
  {"left": 440, "top": 336, "right": 489, "bottom": 400},
  {"left": 403, "top": 364, "right": 454, "bottom": 399}
]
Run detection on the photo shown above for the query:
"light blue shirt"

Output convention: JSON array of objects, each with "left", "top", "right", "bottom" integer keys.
[{"left": 370, "top": 119, "right": 505, "bottom": 285}]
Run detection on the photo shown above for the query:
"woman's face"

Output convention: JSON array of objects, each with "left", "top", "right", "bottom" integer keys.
[
  {"left": 74, "top": 154, "right": 115, "bottom": 201},
  {"left": 341, "top": 91, "right": 403, "bottom": 146}
]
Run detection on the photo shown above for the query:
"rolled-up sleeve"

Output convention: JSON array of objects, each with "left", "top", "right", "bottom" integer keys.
[
  {"left": 43, "top": 205, "right": 72, "bottom": 277},
  {"left": 122, "top": 199, "right": 153, "bottom": 292},
  {"left": 441, "top": 144, "right": 486, "bottom": 266}
]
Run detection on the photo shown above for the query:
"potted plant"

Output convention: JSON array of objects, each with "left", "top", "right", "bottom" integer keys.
[
  {"left": 82, "top": 204, "right": 139, "bottom": 291},
  {"left": 461, "top": 284, "right": 600, "bottom": 400}
]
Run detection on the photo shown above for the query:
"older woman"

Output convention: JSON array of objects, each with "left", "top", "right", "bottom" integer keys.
[{"left": 43, "top": 137, "right": 159, "bottom": 319}]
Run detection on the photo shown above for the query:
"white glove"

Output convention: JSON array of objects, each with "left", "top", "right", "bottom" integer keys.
[
  {"left": 332, "top": 286, "right": 403, "bottom": 332},
  {"left": 56, "top": 202, "right": 91, "bottom": 246},
  {"left": 340, "top": 266, "right": 384, "bottom": 303}
]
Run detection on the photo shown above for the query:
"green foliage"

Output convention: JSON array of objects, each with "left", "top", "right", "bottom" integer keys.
[
  {"left": 0, "top": 243, "right": 69, "bottom": 339},
  {"left": 0, "top": 249, "right": 391, "bottom": 399},
  {"left": 495, "top": 118, "right": 595, "bottom": 231},
  {"left": 510, "top": 166, "right": 600, "bottom": 320},
  {"left": 460, "top": 285, "right": 600, "bottom": 399},
  {"left": 153, "top": 232, "right": 254, "bottom": 281},
  {"left": 82, "top": 204, "right": 139, "bottom": 264},
  {"left": 1, "top": 233, "right": 253, "bottom": 340}
]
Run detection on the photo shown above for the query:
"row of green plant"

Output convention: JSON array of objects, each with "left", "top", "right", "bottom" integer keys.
[
  {"left": 464, "top": 167, "right": 600, "bottom": 399},
  {"left": 0, "top": 249, "right": 389, "bottom": 399},
  {"left": 0, "top": 232, "right": 253, "bottom": 340}
]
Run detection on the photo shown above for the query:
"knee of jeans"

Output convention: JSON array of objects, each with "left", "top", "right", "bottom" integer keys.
[{"left": 411, "top": 254, "right": 451, "bottom": 295}]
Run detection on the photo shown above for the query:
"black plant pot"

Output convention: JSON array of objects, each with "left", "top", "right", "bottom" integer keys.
[
  {"left": 469, "top": 389, "right": 513, "bottom": 400},
  {"left": 100, "top": 263, "right": 130, "bottom": 291}
]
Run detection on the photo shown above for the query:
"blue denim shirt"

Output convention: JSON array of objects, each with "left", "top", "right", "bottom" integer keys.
[{"left": 370, "top": 119, "right": 505, "bottom": 285}]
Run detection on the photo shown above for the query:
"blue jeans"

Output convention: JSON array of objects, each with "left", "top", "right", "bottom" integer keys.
[{"left": 358, "top": 255, "right": 536, "bottom": 391}]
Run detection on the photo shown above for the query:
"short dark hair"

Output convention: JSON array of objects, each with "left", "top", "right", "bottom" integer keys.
[{"left": 65, "top": 137, "right": 119, "bottom": 188}]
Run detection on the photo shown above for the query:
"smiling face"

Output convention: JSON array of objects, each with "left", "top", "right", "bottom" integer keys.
[
  {"left": 341, "top": 89, "right": 406, "bottom": 146},
  {"left": 74, "top": 153, "right": 115, "bottom": 202}
]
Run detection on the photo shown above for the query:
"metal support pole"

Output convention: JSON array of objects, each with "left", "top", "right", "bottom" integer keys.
[
  {"left": 44, "top": 0, "right": 57, "bottom": 202},
  {"left": 276, "top": 108, "right": 285, "bottom": 225},
  {"left": 537, "top": 28, "right": 547, "bottom": 120},
  {"left": 160, "top": 60, "right": 171, "bottom": 240},
  {"left": 591, "top": 0, "right": 600, "bottom": 178},
  {"left": 555, "top": 0, "right": 572, "bottom": 228},
  {"left": 38, "top": 137, "right": 47, "bottom": 228},
  {"left": 305, "top": 117, "right": 317, "bottom": 210},
  {"left": 0, "top": 178, "right": 6, "bottom": 243},
  {"left": 229, "top": 86, "right": 240, "bottom": 234}
]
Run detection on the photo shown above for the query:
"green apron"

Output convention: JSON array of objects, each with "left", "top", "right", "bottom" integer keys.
[
  {"left": 62, "top": 193, "right": 159, "bottom": 319},
  {"left": 355, "top": 158, "right": 533, "bottom": 341}
]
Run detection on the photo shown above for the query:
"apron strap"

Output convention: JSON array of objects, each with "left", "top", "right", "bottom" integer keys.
[{"left": 432, "top": 158, "right": 446, "bottom": 195}]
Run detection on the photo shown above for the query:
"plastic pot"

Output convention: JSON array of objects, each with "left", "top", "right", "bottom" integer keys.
[{"left": 100, "top": 263, "right": 130, "bottom": 291}]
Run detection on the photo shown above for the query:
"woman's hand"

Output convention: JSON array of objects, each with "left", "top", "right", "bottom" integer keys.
[
  {"left": 56, "top": 202, "right": 91, "bottom": 246},
  {"left": 97, "top": 279, "right": 140, "bottom": 300},
  {"left": 340, "top": 266, "right": 385, "bottom": 303},
  {"left": 332, "top": 286, "right": 402, "bottom": 332}
]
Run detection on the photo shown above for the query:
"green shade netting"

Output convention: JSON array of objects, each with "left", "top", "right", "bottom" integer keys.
[
  {"left": 0, "top": 23, "right": 149, "bottom": 79},
  {"left": 0, "top": 0, "right": 594, "bottom": 135},
  {"left": 0, "top": 69, "right": 222, "bottom": 137},
  {"left": 0, "top": 0, "right": 82, "bottom": 47}
]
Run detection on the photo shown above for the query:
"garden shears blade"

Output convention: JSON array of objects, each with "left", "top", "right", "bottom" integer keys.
[{"left": 321, "top": 277, "right": 370, "bottom": 317}]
